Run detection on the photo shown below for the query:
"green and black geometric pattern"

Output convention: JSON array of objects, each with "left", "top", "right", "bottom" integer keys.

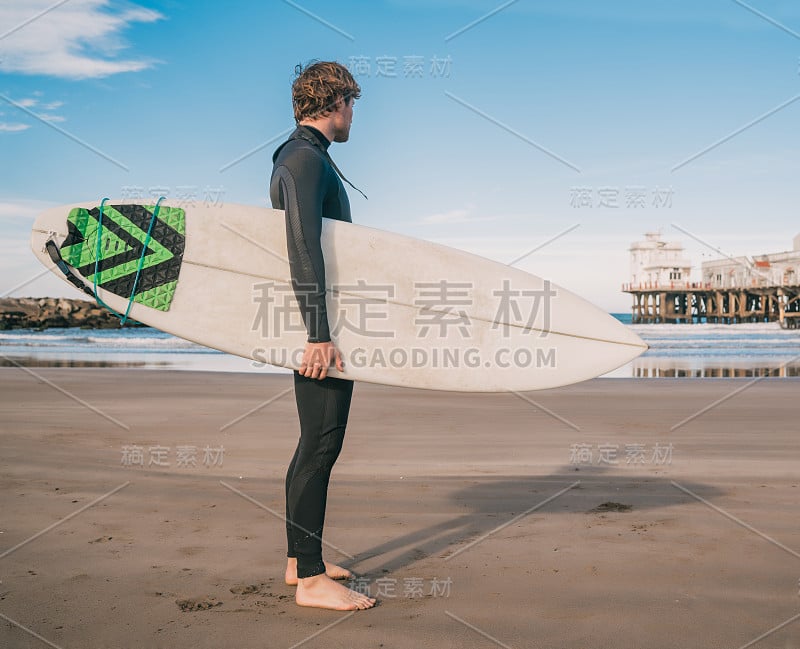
[{"left": 59, "top": 204, "right": 185, "bottom": 311}]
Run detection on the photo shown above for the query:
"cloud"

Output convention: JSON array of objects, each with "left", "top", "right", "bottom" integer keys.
[
  {"left": 0, "top": 198, "right": 73, "bottom": 298},
  {"left": 419, "top": 208, "right": 470, "bottom": 225},
  {"left": 417, "top": 206, "right": 498, "bottom": 225},
  {"left": 0, "top": 198, "right": 54, "bottom": 221},
  {"left": 0, "top": 94, "right": 67, "bottom": 130},
  {"left": 0, "top": 122, "right": 30, "bottom": 132},
  {"left": 0, "top": 0, "right": 163, "bottom": 79},
  {"left": 38, "top": 113, "right": 65, "bottom": 123}
]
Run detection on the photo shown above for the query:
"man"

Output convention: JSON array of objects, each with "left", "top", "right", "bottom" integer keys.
[{"left": 269, "top": 61, "right": 375, "bottom": 611}]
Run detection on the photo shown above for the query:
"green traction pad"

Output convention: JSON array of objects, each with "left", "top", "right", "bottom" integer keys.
[{"left": 60, "top": 204, "right": 186, "bottom": 312}]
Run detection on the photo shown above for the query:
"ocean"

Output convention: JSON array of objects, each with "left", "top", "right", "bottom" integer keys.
[{"left": 1, "top": 316, "right": 799, "bottom": 378}]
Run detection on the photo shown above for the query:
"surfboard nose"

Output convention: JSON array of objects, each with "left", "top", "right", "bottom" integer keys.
[
  {"left": 606, "top": 313, "right": 648, "bottom": 352},
  {"left": 624, "top": 329, "right": 648, "bottom": 351}
]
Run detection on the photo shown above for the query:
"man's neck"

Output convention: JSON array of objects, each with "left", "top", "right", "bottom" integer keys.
[{"left": 298, "top": 119, "right": 334, "bottom": 146}]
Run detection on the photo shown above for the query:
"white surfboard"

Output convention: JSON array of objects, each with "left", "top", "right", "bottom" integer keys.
[{"left": 29, "top": 200, "right": 646, "bottom": 391}]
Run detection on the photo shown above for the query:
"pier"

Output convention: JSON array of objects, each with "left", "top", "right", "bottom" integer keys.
[
  {"left": 622, "top": 282, "right": 800, "bottom": 326},
  {"left": 624, "top": 232, "right": 800, "bottom": 327}
]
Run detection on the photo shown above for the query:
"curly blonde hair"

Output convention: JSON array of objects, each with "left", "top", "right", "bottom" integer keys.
[{"left": 292, "top": 61, "right": 361, "bottom": 123}]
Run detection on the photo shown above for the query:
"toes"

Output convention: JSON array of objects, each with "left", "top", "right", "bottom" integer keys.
[
  {"left": 352, "top": 594, "right": 375, "bottom": 609},
  {"left": 323, "top": 562, "right": 353, "bottom": 580}
]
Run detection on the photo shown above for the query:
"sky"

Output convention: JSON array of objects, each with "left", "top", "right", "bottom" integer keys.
[{"left": 1, "top": 0, "right": 799, "bottom": 312}]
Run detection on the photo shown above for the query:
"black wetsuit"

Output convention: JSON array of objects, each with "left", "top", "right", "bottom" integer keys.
[{"left": 269, "top": 125, "right": 354, "bottom": 579}]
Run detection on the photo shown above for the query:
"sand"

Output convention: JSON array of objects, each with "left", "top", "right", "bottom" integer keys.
[{"left": 1, "top": 368, "right": 798, "bottom": 648}]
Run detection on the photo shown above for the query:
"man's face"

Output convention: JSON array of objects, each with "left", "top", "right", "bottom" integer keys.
[{"left": 331, "top": 96, "right": 354, "bottom": 143}]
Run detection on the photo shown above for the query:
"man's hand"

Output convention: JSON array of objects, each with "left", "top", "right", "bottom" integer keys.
[{"left": 299, "top": 341, "right": 344, "bottom": 380}]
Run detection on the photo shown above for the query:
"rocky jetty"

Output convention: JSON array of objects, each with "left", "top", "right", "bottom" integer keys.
[{"left": 0, "top": 297, "right": 140, "bottom": 330}]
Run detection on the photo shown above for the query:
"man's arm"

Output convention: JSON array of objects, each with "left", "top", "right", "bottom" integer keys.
[
  {"left": 274, "top": 148, "right": 331, "bottom": 343},
  {"left": 273, "top": 148, "right": 343, "bottom": 379}
]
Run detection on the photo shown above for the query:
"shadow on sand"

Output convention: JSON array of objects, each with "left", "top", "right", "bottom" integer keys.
[{"left": 348, "top": 467, "right": 721, "bottom": 575}]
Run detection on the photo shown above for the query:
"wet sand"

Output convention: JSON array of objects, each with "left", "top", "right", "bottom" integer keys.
[{"left": 1, "top": 369, "right": 798, "bottom": 648}]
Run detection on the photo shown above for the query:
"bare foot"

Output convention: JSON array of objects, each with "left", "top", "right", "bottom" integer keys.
[
  {"left": 295, "top": 573, "right": 376, "bottom": 610},
  {"left": 285, "top": 558, "right": 353, "bottom": 585}
]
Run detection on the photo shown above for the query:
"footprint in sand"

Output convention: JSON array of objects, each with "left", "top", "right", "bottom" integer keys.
[
  {"left": 229, "top": 580, "right": 276, "bottom": 596},
  {"left": 175, "top": 597, "right": 222, "bottom": 612},
  {"left": 254, "top": 594, "right": 291, "bottom": 607},
  {"left": 588, "top": 502, "right": 632, "bottom": 513},
  {"left": 230, "top": 584, "right": 262, "bottom": 595}
]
